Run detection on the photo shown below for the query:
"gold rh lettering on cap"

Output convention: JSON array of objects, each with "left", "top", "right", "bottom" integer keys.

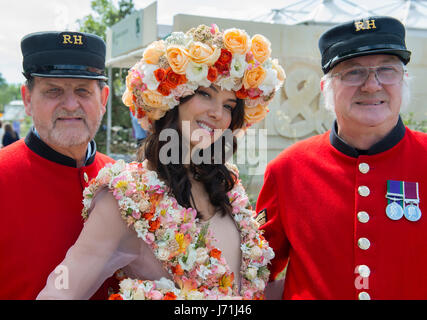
[
  {"left": 354, "top": 19, "right": 376, "bottom": 32},
  {"left": 62, "top": 34, "right": 73, "bottom": 44},
  {"left": 73, "top": 35, "right": 83, "bottom": 45},
  {"left": 62, "top": 34, "right": 83, "bottom": 45}
]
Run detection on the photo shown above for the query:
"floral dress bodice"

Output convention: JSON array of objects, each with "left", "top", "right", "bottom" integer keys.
[{"left": 81, "top": 160, "right": 274, "bottom": 300}]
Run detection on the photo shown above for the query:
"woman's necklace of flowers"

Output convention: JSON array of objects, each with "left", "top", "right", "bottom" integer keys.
[{"left": 82, "top": 160, "right": 274, "bottom": 300}]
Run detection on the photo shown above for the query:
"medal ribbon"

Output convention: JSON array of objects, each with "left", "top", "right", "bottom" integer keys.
[
  {"left": 404, "top": 181, "right": 419, "bottom": 204},
  {"left": 386, "top": 180, "right": 404, "bottom": 207}
]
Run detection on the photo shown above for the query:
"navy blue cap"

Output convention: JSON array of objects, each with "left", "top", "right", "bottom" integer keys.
[
  {"left": 21, "top": 31, "right": 107, "bottom": 80},
  {"left": 319, "top": 16, "right": 411, "bottom": 74}
]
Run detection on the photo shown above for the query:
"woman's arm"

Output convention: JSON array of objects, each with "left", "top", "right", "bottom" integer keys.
[{"left": 37, "top": 190, "right": 139, "bottom": 300}]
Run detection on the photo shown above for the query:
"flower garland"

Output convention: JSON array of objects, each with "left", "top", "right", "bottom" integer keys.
[
  {"left": 122, "top": 24, "right": 285, "bottom": 132},
  {"left": 82, "top": 160, "right": 274, "bottom": 300}
]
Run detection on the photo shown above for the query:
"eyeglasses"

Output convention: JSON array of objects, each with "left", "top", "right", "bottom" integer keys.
[{"left": 331, "top": 64, "right": 406, "bottom": 86}]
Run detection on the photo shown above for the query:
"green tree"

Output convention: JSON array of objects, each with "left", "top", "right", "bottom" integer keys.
[
  {"left": 77, "top": 0, "right": 135, "bottom": 40},
  {"left": 0, "top": 73, "right": 21, "bottom": 113},
  {"left": 77, "top": 0, "right": 136, "bottom": 154}
]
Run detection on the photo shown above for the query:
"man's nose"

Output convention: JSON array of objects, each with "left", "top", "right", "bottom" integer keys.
[
  {"left": 61, "top": 91, "right": 80, "bottom": 110},
  {"left": 360, "top": 70, "right": 382, "bottom": 92}
]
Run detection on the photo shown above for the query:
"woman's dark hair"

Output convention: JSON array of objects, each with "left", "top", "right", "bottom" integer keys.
[
  {"left": 4, "top": 123, "right": 17, "bottom": 139},
  {"left": 140, "top": 94, "right": 245, "bottom": 218}
]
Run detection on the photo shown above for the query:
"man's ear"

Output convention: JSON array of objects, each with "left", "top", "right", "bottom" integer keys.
[
  {"left": 320, "top": 79, "right": 325, "bottom": 93},
  {"left": 21, "top": 84, "right": 33, "bottom": 116},
  {"left": 100, "top": 84, "right": 110, "bottom": 114}
]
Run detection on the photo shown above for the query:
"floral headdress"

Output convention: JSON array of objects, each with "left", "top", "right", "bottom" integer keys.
[{"left": 123, "top": 24, "right": 285, "bottom": 132}]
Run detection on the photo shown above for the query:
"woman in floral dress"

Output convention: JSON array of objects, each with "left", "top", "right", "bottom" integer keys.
[{"left": 37, "top": 24, "right": 284, "bottom": 300}]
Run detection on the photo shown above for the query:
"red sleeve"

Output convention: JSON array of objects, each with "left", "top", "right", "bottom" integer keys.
[{"left": 256, "top": 162, "right": 289, "bottom": 281}]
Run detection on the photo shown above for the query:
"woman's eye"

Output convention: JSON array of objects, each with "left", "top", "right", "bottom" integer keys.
[
  {"left": 224, "top": 104, "right": 233, "bottom": 111},
  {"left": 197, "top": 90, "right": 210, "bottom": 98}
]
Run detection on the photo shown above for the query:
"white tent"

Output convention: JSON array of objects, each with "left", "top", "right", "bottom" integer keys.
[
  {"left": 253, "top": 0, "right": 427, "bottom": 29},
  {"left": 1, "top": 100, "right": 25, "bottom": 122}
]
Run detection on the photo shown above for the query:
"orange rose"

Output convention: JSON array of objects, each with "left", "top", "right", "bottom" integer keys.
[
  {"left": 166, "top": 45, "right": 189, "bottom": 75},
  {"left": 209, "top": 248, "right": 222, "bottom": 259},
  {"left": 223, "top": 28, "right": 250, "bottom": 55},
  {"left": 143, "top": 40, "right": 165, "bottom": 64},
  {"left": 122, "top": 88, "right": 134, "bottom": 107},
  {"left": 163, "top": 292, "right": 177, "bottom": 300},
  {"left": 244, "top": 104, "right": 268, "bottom": 124},
  {"left": 250, "top": 34, "right": 271, "bottom": 64},
  {"left": 141, "top": 89, "right": 169, "bottom": 111},
  {"left": 187, "top": 41, "right": 221, "bottom": 66},
  {"left": 108, "top": 294, "right": 123, "bottom": 300},
  {"left": 149, "top": 218, "right": 161, "bottom": 232},
  {"left": 243, "top": 65, "right": 267, "bottom": 89},
  {"left": 172, "top": 264, "right": 184, "bottom": 276}
]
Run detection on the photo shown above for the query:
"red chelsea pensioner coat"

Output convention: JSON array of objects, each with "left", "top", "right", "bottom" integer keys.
[
  {"left": 256, "top": 118, "right": 427, "bottom": 299},
  {"left": 0, "top": 130, "right": 115, "bottom": 299}
]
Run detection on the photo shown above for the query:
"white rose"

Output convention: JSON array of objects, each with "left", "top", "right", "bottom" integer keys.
[
  {"left": 245, "top": 267, "right": 258, "bottom": 280},
  {"left": 157, "top": 248, "right": 170, "bottom": 261},
  {"left": 134, "top": 220, "right": 146, "bottom": 232},
  {"left": 155, "top": 277, "right": 176, "bottom": 291},
  {"left": 195, "top": 247, "right": 209, "bottom": 264},
  {"left": 139, "top": 199, "right": 151, "bottom": 212},
  {"left": 119, "top": 278, "right": 134, "bottom": 292},
  {"left": 187, "top": 290, "right": 204, "bottom": 300},
  {"left": 215, "top": 264, "right": 226, "bottom": 276},
  {"left": 259, "top": 68, "right": 278, "bottom": 96},
  {"left": 250, "top": 246, "right": 263, "bottom": 260},
  {"left": 133, "top": 288, "right": 146, "bottom": 300}
]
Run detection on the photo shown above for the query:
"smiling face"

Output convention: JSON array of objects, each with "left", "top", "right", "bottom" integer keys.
[
  {"left": 178, "top": 84, "right": 237, "bottom": 151},
  {"left": 22, "top": 77, "right": 109, "bottom": 151},
  {"left": 329, "top": 54, "right": 404, "bottom": 135}
]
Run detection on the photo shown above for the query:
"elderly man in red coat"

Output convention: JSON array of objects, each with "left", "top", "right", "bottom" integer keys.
[
  {"left": 258, "top": 16, "right": 427, "bottom": 300},
  {"left": 0, "top": 31, "right": 116, "bottom": 299}
]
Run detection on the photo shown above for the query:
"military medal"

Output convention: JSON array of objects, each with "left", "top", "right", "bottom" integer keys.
[
  {"left": 403, "top": 181, "right": 422, "bottom": 222},
  {"left": 385, "top": 180, "right": 404, "bottom": 220}
]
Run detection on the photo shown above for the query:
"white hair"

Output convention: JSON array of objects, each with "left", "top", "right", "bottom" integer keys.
[{"left": 321, "top": 69, "right": 411, "bottom": 114}]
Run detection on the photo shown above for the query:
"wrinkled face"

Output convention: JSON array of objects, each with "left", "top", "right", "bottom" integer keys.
[
  {"left": 178, "top": 84, "right": 237, "bottom": 150},
  {"left": 22, "top": 77, "right": 108, "bottom": 149},
  {"left": 329, "top": 54, "right": 404, "bottom": 130}
]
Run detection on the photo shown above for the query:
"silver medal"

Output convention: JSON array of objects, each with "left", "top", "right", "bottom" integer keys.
[
  {"left": 404, "top": 204, "right": 422, "bottom": 222},
  {"left": 386, "top": 201, "right": 404, "bottom": 220}
]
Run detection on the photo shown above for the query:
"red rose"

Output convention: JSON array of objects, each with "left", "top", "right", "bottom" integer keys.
[
  {"left": 154, "top": 68, "right": 167, "bottom": 82},
  {"left": 207, "top": 66, "right": 218, "bottom": 82},
  {"left": 157, "top": 82, "right": 171, "bottom": 96},
  {"left": 235, "top": 86, "right": 249, "bottom": 99},
  {"left": 214, "top": 49, "right": 233, "bottom": 75},
  {"left": 164, "top": 67, "right": 187, "bottom": 89},
  {"left": 149, "top": 218, "right": 161, "bottom": 232},
  {"left": 217, "top": 49, "right": 232, "bottom": 65}
]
